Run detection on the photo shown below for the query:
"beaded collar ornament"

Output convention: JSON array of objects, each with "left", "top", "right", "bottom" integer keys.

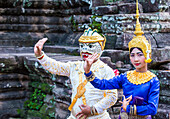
[
  {"left": 127, "top": 70, "right": 156, "bottom": 85},
  {"left": 128, "top": 0, "right": 152, "bottom": 63}
]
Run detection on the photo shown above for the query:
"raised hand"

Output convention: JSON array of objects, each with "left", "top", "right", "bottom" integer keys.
[
  {"left": 76, "top": 104, "right": 91, "bottom": 119},
  {"left": 84, "top": 53, "right": 99, "bottom": 74},
  {"left": 119, "top": 95, "right": 132, "bottom": 112},
  {"left": 34, "top": 38, "right": 48, "bottom": 57}
]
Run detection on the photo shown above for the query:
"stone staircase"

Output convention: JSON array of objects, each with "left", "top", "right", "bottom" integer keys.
[{"left": 0, "top": 45, "right": 169, "bottom": 118}]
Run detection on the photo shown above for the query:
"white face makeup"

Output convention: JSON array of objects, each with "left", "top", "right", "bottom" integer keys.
[{"left": 79, "top": 42, "right": 103, "bottom": 60}]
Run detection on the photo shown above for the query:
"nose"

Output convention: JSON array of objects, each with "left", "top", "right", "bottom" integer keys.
[{"left": 134, "top": 55, "right": 139, "bottom": 61}]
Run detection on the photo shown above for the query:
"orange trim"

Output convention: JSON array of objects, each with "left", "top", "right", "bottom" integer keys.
[
  {"left": 103, "top": 91, "right": 106, "bottom": 97},
  {"left": 82, "top": 79, "right": 87, "bottom": 105},
  {"left": 38, "top": 54, "right": 44, "bottom": 60},
  {"left": 79, "top": 72, "right": 87, "bottom": 105}
]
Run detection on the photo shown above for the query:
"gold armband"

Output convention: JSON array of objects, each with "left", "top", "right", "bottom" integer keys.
[{"left": 85, "top": 72, "right": 95, "bottom": 82}]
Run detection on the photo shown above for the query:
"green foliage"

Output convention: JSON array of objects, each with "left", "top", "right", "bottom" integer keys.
[
  {"left": 46, "top": 107, "right": 56, "bottom": 118},
  {"left": 104, "top": 0, "right": 123, "bottom": 5},
  {"left": 17, "top": 109, "right": 26, "bottom": 118},
  {"left": 13, "top": 0, "right": 32, "bottom": 7},
  {"left": 70, "top": 15, "right": 78, "bottom": 31},
  {"left": 89, "top": 15, "right": 102, "bottom": 33},
  {"left": 13, "top": 0, "right": 32, "bottom": 13},
  {"left": 25, "top": 89, "right": 45, "bottom": 110},
  {"left": 17, "top": 82, "right": 54, "bottom": 118},
  {"left": 40, "top": 104, "right": 48, "bottom": 114},
  {"left": 30, "top": 82, "right": 52, "bottom": 94},
  {"left": 27, "top": 110, "right": 50, "bottom": 119}
]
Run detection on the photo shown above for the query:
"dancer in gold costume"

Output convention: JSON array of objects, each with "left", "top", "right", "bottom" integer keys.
[{"left": 81, "top": 0, "right": 160, "bottom": 119}]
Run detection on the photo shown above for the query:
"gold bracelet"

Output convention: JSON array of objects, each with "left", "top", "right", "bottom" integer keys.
[
  {"left": 134, "top": 105, "right": 137, "bottom": 115},
  {"left": 92, "top": 106, "right": 98, "bottom": 115},
  {"left": 90, "top": 106, "right": 98, "bottom": 116},
  {"left": 90, "top": 106, "right": 94, "bottom": 116}
]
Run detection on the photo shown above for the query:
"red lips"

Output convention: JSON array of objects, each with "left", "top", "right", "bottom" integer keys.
[
  {"left": 134, "top": 63, "right": 140, "bottom": 66},
  {"left": 82, "top": 52, "right": 92, "bottom": 59}
]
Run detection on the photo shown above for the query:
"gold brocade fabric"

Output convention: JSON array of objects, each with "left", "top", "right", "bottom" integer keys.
[{"left": 127, "top": 70, "right": 156, "bottom": 85}]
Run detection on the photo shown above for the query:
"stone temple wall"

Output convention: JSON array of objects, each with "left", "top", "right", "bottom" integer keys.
[{"left": 0, "top": 0, "right": 169, "bottom": 119}]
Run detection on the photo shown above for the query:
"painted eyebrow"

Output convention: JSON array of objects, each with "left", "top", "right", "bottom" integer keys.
[{"left": 130, "top": 52, "right": 143, "bottom": 54}]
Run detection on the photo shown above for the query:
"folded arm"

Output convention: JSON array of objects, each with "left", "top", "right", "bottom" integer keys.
[{"left": 126, "top": 77, "right": 160, "bottom": 116}]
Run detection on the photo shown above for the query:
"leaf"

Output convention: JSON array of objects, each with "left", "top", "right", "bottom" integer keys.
[{"left": 27, "top": 2, "right": 32, "bottom": 7}]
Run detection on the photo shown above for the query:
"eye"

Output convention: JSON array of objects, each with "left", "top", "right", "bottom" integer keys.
[
  {"left": 130, "top": 54, "right": 134, "bottom": 57},
  {"left": 89, "top": 44, "right": 93, "bottom": 48},
  {"left": 80, "top": 44, "right": 83, "bottom": 48},
  {"left": 138, "top": 54, "right": 144, "bottom": 56}
]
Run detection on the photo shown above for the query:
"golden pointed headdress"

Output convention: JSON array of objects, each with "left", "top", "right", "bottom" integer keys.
[
  {"left": 128, "top": 0, "right": 152, "bottom": 63},
  {"left": 78, "top": 27, "right": 106, "bottom": 50}
]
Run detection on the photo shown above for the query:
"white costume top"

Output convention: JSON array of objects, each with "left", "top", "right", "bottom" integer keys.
[{"left": 37, "top": 52, "right": 118, "bottom": 119}]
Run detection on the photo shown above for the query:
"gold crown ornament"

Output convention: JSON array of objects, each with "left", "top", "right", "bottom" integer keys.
[
  {"left": 78, "top": 27, "right": 106, "bottom": 50},
  {"left": 128, "top": 0, "right": 152, "bottom": 63}
]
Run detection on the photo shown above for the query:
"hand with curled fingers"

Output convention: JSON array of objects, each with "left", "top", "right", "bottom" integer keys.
[
  {"left": 76, "top": 104, "right": 91, "bottom": 119},
  {"left": 84, "top": 53, "right": 99, "bottom": 74},
  {"left": 34, "top": 38, "right": 48, "bottom": 57},
  {"left": 119, "top": 95, "right": 132, "bottom": 112}
]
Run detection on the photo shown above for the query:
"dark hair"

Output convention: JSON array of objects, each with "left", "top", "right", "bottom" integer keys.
[{"left": 130, "top": 47, "right": 143, "bottom": 53}]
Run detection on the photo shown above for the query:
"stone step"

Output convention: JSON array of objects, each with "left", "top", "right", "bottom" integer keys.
[
  {"left": 0, "top": 32, "right": 81, "bottom": 47},
  {"left": 0, "top": 24, "right": 72, "bottom": 33},
  {"left": 0, "top": 79, "right": 29, "bottom": 92},
  {"left": 0, "top": 15, "right": 90, "bottom": 24},
  {"left": 156, "top": 106, "right": 170, "bottom": 119},
  {"left": 0, "top": 31, "right": 169, "bottom": 49},
  {"left": 0, "top": 91, "right": 28, "bottom": 101},
  {"left": 0, "top": 99, "right": 27, "bottom": 118},
  {"left": 92, "top": 3, "right": 143, "bottom": 15},
  {"left": 0, "top": 45, "right": 169, "bottom": 69},
  {"left": 0, "top": 0, "right": 90, "bottom": 9},
  {"left": 0, "top": 6, "right": 91, "bottom": 16},
  {"left": 92, "top": 0, "right": 168, "bottom": 13},
  {"left": 0, "top": 73, "right": 29, "bottom": 81},
  {"left": 0, "top": 46, "right": 34, "bottom": 53}
]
